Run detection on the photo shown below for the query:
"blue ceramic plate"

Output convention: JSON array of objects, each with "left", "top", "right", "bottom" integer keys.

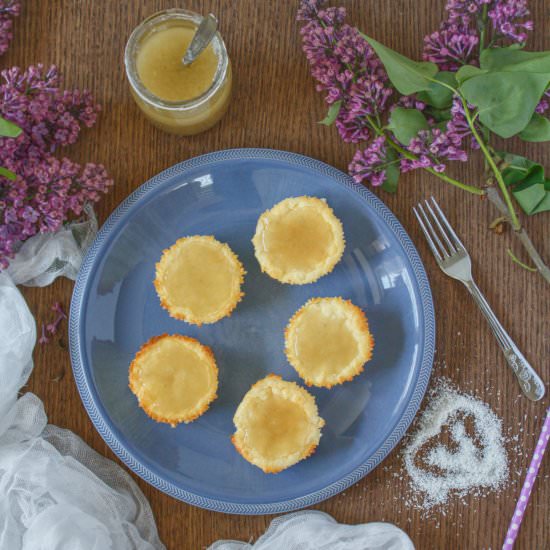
[{"left": 69, "top": 148, "right": 434, "bottom": 515}]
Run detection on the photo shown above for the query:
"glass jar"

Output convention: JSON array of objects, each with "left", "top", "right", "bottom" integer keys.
[{"left": 124, "top": 9, "right": 232, "bottom": 135}]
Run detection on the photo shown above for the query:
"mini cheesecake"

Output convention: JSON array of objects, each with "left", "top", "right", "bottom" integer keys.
[
  {"left": 252, "top": 196, "right": 345, "bottom": 284},
  {"left": 129, "top": 334, "right": 218, "bottom": 427},
  {"left": 285, "top": 297, "right": 374, "bottom": 388},
  {"left": 232, "top": 374, "right": 324, "bottom": 473},
  {"left": 154, "top": 235, "right": 245, "bottom": 325}
]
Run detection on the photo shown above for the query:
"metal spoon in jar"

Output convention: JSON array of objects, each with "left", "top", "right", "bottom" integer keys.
[{"left": 181, "top": 13, "right": 218, "bottom": 66}]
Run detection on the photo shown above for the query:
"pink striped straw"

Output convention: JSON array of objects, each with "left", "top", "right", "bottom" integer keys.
[{"left": 502, "top": 407, "right": 550, "bottom": 549}]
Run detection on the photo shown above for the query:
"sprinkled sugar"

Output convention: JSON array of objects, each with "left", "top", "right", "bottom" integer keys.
[{"left": 403, "top": 379, "right": 509, "bottom": 509}]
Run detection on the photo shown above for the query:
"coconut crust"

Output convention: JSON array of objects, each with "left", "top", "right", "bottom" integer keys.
[
  {"left": 129, "top": 334, "right": 218, "bottom": 427},
  {"left": 252, "top": 196, "right": 345, "bottom": 285},
  {"left": 231, "top": 436, "right": 320, "bottom": 474},
  {"left": 284, "top": 297, "right": 374, "bottom": 388},
  {"left": 231, "top": 374, "right": 324, "bottom": 473},
  {"left": 154, "top": 235, "right": 245, "bottom": 326}
]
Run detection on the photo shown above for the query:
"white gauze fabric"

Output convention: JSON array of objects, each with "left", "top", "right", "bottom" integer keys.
[
  {"left": 6, "top": 203, "right": 97, "bottom": 287},
  {"left": 208, "top": 510, "right": 415, "bottom": 550},
  {"left": 0, "top": 272, "right": 165, "bottom": 550}
]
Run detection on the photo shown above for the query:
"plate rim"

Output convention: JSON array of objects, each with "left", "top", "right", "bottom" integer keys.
[{"left": 69, "top": 147, "right": 435, "bottom": 515}]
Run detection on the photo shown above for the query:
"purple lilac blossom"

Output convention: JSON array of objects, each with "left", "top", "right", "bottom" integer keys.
[
  {"left": 0, "top": 64, "right": 112, "bottom": 269},
  {"left": 446, "top": 0, "right": 532, "bottom": 42},
  {"left": 535, "top": 90, "right": 550, "bottom": 115},
  {"left": 51, "top": 301, "right": 67, "bottom": 318},
  {"left": 300, "top": 0, "right": 541, "bottom": 189},
  {"left": 447, "top": 97, "right": 482, "bottom": 149},
  {"left": 401, "top": 127, "right": 468, "bottom": 173},
  {"left": 298, "top": 0, "right": 393, "bottom": 143},
  {"left": 0, "top": 0, "right": 19, "bottom": 56},
  {"left": 423, "top": 23, "right": 479, "bottom": 71},
  {"left": 298, "top": 0, "right": 474, "bottom": 186},
  {"left": 400, "top": 98, "right": 476, "bottom": 173},
  {"left": 487, "top": 0, "right": 532, "bottom": 42},
  {"left": 336, "top": 76, "right": 393, "bottom": 143},
  {"left": 348, "top": 137, "right": 389, "bottom": 186},
  {"left": 423, "top": 0, "right": 533, "bottom": 69},
  {"left": 38, "top": 324, "right": 49, "bottom": 345},
  {"left": 396, "top": 96, "right": 427, "bottom": 111}
]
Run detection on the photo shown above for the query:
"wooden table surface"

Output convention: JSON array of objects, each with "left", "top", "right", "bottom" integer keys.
[{"left": 7, "top": 1, "right": 549, "bottom": 548}]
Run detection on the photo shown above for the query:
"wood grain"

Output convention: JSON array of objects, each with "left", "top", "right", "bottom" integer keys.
[{"left": 5, "top": 1, "right": 549, "bottom": 548}]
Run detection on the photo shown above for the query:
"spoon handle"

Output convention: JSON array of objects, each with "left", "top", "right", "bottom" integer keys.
[{"left": 182, "top": 13, "right": 218, "bottom": 66}]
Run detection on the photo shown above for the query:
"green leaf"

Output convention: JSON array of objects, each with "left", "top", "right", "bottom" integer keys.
[
  {"left": 381, "top": 164, "right": 399, "bottom": 192},
  {"left": 0, "top": 116, "right": 22, "bottom": 138},
  {"left": 480, "top": 47, "right": 550, "bottom": 73},
  {"left": 497, "top": 151, "right": 544, "bottom": 187},
  {"left": 459, "top": 71, "right": 550, "bottom": 137},
  {"left": 387, "top": 107, "right": 429, "bottom": 145},
  {"left": 455, "top": 65, "right": 486, "bottom": 84},
  {"left": 519, "top": 113, "right": 550, "bottom": 142},
  {"left": 0, "top": 166, "right": 17, "bottom": 180},
  {"left": 434, "top": 119, "right": 451, "bottom": 131},
  {"left": 531, "top": 193, "right": 550, "bottom": 214},
  {"left": 381, "top": 149, "right": 400, "bottom": 192},
  {"left": 427, "top": 107, "right": 452, "bottom": 124},
  {"left": 495, "top": 151, "right": 550, "bottom": 215},
  {"left": 417, "top": 71, "right": 457, "bottom": 108},
  {"left": 512, "top": 183, "right": 550, "bottom": 214},
  {"left": 318, "top": 100, "right": 343, "bottom": 126},
  {"left": 461, "top": 47, "right": 550, "bottom": 138},
  {"left": 360, "top": 33, "right": 438, "bottom": 94}
]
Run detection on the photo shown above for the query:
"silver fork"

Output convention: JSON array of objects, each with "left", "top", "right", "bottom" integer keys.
[{"left": 414, "top": 197, "right": 545, "bottom": 401}]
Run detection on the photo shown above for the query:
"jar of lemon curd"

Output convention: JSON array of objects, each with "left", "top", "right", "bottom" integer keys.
[{"left": 124, "top": 9, "right": 232, "bottom": 135}]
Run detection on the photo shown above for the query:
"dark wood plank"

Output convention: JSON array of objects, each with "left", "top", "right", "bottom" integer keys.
[{"left": 4, "top": 1, "right": 549, "bottom": 548}]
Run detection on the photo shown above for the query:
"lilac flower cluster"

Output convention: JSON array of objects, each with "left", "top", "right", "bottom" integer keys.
[
  {"left": 487, "top": 0, "right": 532, "bottom": 42},
  {"left": 298, "top": 0, "right": 476, "bottom": 185},
  {"left": 397, "top": 96, "right": 426, "bottom": 111},
  {"left": 298, "top": 0, "right": 393, "bottom": 144},
  {"left": 447, "top": 98, "right": 482, "bottom": 148},
  {"left": 0, "top": 65, "right": 112, "bottom": 269},
  {"left": 402, "top": 128, "right": 468, "bottom": 173},
  {"left": 0, "top": 0, "right": 19, "bottom": 56},
  {"left": 299, "top": 0, "right": 543, "bottom": 189},
  {"left": 401, "top": 97, "right": 476, "bottom": 174},
  {"left": 423, "top": 23, "right": 479, "bottom": 71},
  {"left": 348, "top": 137, "right": 388, "bottom": 186},
  {"left": 423, "top": 0, "right": 533, "bottom": 69}
]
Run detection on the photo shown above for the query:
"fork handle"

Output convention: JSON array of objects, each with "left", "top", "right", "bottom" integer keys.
[{"left": 464, "top": 280, "right": 545, "bottom": 401}]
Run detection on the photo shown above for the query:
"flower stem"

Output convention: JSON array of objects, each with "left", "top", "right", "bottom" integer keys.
[
  {"left": 376, "top": 158, "right": 401, "bottom": 170},
  {"left": 511, "top": 230, "right": 550, "bottom": 283},
  {"left": 478, "top": 4, "right": 489, "bottom": 53},
  {"left": 365, "top": 114, "right": 484, "bottom": 194},
  {"left": 365, "top": 83, "right": 548, "bottom": 282},
  {"left": 485, "top": 187, "right": 550, "bottom": 284},
  {"left": 424, "top": 166, "right": 485, "bottom": 194},
  {"left": 459, "top": 98, "right": 521, "bottom": 229},
  {"left": 367, "top": 97, "right": 549, "bottom": 283},
  {"left": 384, "top": 132, "right": 485, "bottom": 195},
  {"left": 506, "top": 248, "right": 538, "bottom": 272}
]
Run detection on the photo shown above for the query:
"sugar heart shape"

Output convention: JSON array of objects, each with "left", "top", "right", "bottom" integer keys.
[{"left": 403, "top": 382, "right": 508, "bottom": 508}]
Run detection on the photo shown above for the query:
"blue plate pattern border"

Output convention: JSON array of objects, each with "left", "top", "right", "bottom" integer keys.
[{"left": 69, "top": 148, "right": 435, "bottom": 515}]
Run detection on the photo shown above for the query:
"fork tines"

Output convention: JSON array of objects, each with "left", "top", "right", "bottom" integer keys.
[{"left": 413, "top": 197, "right": 466, "bottom": 262}]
